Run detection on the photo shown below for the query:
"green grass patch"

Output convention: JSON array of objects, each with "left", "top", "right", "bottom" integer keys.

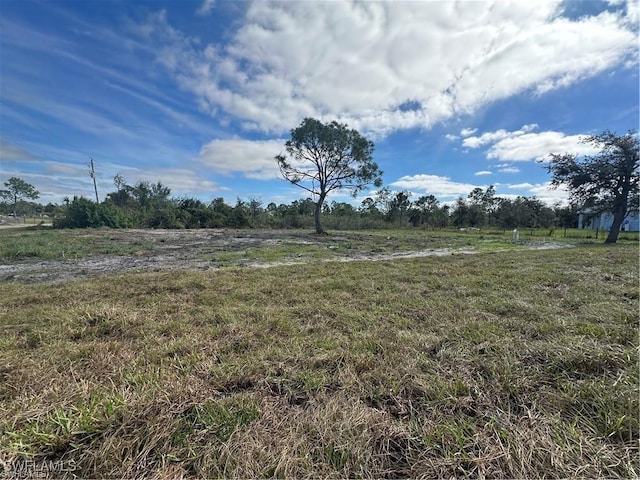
[
  {"left": 0, "top": 228, "right": 155, "bottom": 261},
  {"left": 0, "top": 242, "right": 637, "bottom": 478}
]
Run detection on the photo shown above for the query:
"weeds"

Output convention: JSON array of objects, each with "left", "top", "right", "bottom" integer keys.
[
  {"left": 0, "top": 238, "right": 637, "bottom": 478},
  {"left": 0, "top": 228, "right": 154, "bottom": 261}
]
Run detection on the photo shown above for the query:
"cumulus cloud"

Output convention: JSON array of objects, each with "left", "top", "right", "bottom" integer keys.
[
  {"left": 507, "top": 181, "right": 570, "bottom": 205},
  {"left": 444, "top": 134, "right": 459, "bottom": 141},
  {"left": 626, "top": 0, "right": 640, "bottom": 24},
  {"left": 462, "top": 124, "right": 538, "bottom": 149},
  {"left": 462, "top": 125, "right": 602, "bottom": 162},
  {"left": 460, "top": 128, "right": 478, "bottom": 137},
  {"left": 132, "top": 1, "right": 638, "bottom": 136},
  {"left": 474, "top": 170, "right": 493, "bottom": 176},
  {"left": 390, "top": 174, "right": 481, "bottom": 199},
  {"left": 487, "top": 131, "right": 600, "bottom": 162},
  {"left": 198, "top": 138, "right": 286, "bottom": 179}
]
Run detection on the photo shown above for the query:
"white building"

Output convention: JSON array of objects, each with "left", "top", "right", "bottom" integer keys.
[{"left": 578, "top": 210, "right": 640, "bottom": 232}]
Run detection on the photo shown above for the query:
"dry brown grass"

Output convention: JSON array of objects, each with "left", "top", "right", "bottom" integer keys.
[{"left": 0, "top": 241, "right": 638, "bottom": 478}]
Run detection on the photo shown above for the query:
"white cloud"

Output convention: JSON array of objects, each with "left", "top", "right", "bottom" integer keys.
[
  {"left": 498, "top": 167, "right": 521, "bottom": 173},
  {"left": 133, "top": 1, "right": 638, "bottom": 136},
  {"left": 461, "top": 125, "right": 602, "bottom": 162},
  {"left": 152, "top": 168, "right": 220, "bottom": 195},
  {"left": 486, "top": 131, "right": 600, "bottom": 162},
  {"left": 462, "top": 124, "right": 538, "bottom": 148},
  {"left": 444, "top": 134, "right": 459, "bottom": 141},
  {"left": 390, "top": 174, "right": 481, "bottom": 199},
  {"left": 198, "top": 138, "right": 286, "bottom": 179},
  {"left": 626, "top": 0, "right": 640, "bottom": 24},
  {"left": 474, "top": 170, "right": 493, "bottom": 176},
  {"left": 196, "top": 0, "right": 215, "bottom": 16},
  {"left": 109, "top": 166, "right": 221, "bottom": 197},
  {"left": 460, "top": 128, "right": 478, "bottom": 137},
  {"left": 507, "top": 181, "right": 570, "bottom": 205}
]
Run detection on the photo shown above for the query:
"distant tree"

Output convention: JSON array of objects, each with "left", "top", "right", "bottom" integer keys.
[
  {"left": 410, "top": 195, "right": 440, "bottom": 228},
  {"left": 210, "top": 197, "right": 233, "bottom": 224},
  {"left": 276, "top": 117, "right": 383, "bottom": 234},
  {"left": 451, "top": 197, "right": 469, "bottom": 228},
  {"left": 523, "top": 197, "right": 554, "bottom": 228},
  {"left": 1, "top": 177, "right": 39, "bottom": 216},
  {"left": 547, "top": 130, "right": 639, "bottom": 243},
  {"left": 467, "top": 186, "right": 497, "bottom": 227},
  {"left": 227, "top": 198, "right": 251, "bottom": 228},
  {"left": 434, "top": 204, "right": 451, "bottom": 228},
  {"left": 467, "top": 203, "right": 485, "bottom": 227},
  {"left": 386, "top": 191, "right": 412, "bottom": 224},
  {"left": 105, "top": 175, "right": 134, "bottom": 209},
  {"left": 330, "top": 201, "right": 357, "bottom": 217},
  {"left": 373, "top": 187, "right": 393, "bottom": 215},
  {"left": 495, "top": 198, "right": 521, "bottom": 230},
  {"left": 553, "top": 203, "right": 579, "bottom": 229},
  {"left": 359, "top": 197, "right": 381, "bottom": 218},
  {"left": 113, "top": 173, "right": 127, "bottom": 191},
  {"left": 131, "top": 180, "right": 171, "bottom": 211},
  {"left": 292, "top": 198, "right": 316, "bottom": 217},
  {"left": 467, "top": 186, "right": 495, "bottom": 208},
  {"left": 247, "top": 196, "right": 264, "bottom": 226},
  {"left": 43, "top": 202, "right": 59, "bottom": 217}
]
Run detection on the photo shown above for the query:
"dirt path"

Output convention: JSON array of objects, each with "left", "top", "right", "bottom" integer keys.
[{"left": 0, "top": 229, "right": 574, "bottom": 284}]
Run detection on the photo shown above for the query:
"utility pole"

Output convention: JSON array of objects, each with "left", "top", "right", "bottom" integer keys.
[{"left": 89, "top": 157, "right": 99, "bottom": 203}]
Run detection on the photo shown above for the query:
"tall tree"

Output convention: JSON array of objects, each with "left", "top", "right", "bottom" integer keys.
[
  {"left": 386, "top": 191, "right": 412, "bottom": 223},
  {"left": 412, "top": 194, "right": 440, "bottom": 227},
  {"left": 276, "top": 117, "right": 383, "bottom": 234},
  {"left": 547, "top": 130, "right": 639, "bottom": 244},
  {"left": 467, "top": 185, "right": 497, "bottom": 227},
  {"left": 451, "top": 197, "right": 469, "bottom": 227},
  {"left": 1, "top": 177, "right": 39, "bottom": 216}
]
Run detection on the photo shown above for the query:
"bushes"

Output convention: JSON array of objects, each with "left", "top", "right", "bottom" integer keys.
[
  {"left": 54, "top": 197, "right": 128, "bottom": 229},
  {"left": 54, "top": 196, "right": 254, "bottom": 230}
]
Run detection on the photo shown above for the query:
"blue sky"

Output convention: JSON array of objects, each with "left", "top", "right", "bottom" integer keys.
[{"left": 1, "top": 0, "right": 638, "bottom": 207}]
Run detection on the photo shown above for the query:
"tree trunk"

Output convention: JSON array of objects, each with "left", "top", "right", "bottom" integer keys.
[
  {"left": 313, "top": 205, "right": 323, "bottom": 234},
  {"left": 314, "top": 197, "right": 325, "bottom": 234},
  {"left": 605, "top": 203, "right": 626, "bottom": 244}
]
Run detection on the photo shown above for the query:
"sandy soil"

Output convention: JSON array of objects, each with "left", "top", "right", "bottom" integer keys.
[{"left": 0, "top": 229, "right": 573, "bottom": 284}]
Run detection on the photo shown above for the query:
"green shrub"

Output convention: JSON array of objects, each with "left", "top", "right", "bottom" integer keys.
[{"left": 54, "top": 197, "right": 127, "bottom": 229}]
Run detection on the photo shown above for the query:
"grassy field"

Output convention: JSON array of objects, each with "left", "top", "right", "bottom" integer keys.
[
  {"left": 0, "top": 232, "right": 638, "bottom": 478},
  {"left": 0, "top": 225, "right": 637, "bottom": 263},
  {"left": 0, "top": 227, "right": 155, "bottom": 261}
]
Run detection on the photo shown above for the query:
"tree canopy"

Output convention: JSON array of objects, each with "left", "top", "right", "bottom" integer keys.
[
  {"left": 276, "top": 117, "right": 383, "bottom": 233},
  {"left": 1, "top": 177, "right": 40, "bottom": 216},
  {"left": 547, "top": 130, "right": 638, "bottom": 243}
]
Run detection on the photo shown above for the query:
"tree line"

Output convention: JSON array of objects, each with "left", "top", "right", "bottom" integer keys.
[
  {"left": 1, "top": 122, "right": 636, "bottom": 243},
  {"left": 1, "top": 175, "right": 578, "bottom": 231}
]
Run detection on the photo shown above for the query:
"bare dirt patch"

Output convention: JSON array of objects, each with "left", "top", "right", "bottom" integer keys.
[{"left": 0, "top": 228, "right": 574, "bottom": 284}]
